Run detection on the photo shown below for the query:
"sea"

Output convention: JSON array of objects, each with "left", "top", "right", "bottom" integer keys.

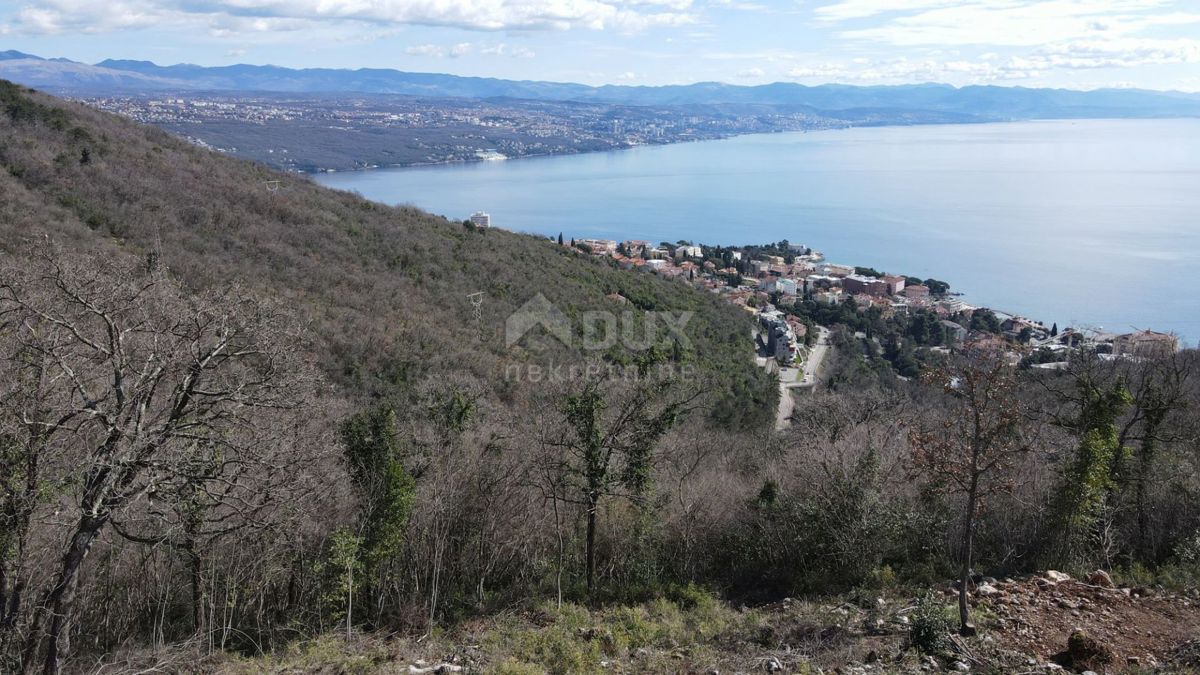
[{"left": 313, "top": 119, "right": 1200, "bottom": 344}]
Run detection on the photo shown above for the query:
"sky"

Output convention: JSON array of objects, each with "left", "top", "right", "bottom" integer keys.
[{"left": 2, "top": 0, "right": 1199, "bottom": 90}]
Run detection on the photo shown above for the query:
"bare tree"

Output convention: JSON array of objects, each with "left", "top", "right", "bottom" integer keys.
[
  {"left": 537, "top": 366, "right": 698, "bottom": 597},
  {"left": 0, "top": 247, "right": 319, "bottom": 674},
  {"left": 909, "top": 347, "right": 1033, "bottom": 636}
]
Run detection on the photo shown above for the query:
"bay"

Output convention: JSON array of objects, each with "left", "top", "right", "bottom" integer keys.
[{"left": 314, "top": 119, "right": 1200, "bottom": 344}]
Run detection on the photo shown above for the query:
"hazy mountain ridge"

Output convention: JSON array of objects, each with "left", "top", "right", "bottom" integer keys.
[{"left": 3, "top": 52, "right": 1199, "bottom": 120}]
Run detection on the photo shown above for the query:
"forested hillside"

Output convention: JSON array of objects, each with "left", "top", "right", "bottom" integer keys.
[
  {"left": 2, "top": 81, "right": 1199, "bottom": 675},
  {"left": 0, "top": 79, "right": 773, "bottom": 426}
]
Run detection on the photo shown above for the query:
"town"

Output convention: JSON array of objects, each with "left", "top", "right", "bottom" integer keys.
[
  {"left": 464, "top": 211, "right": 1181, "bottom": 388},
  {"left": 76, "top": 92, "right": 844, "bottom": 172}
]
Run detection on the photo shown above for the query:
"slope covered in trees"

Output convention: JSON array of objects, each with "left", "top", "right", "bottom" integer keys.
[
  {"left": 0, "top": 79, "right": 774, "bottom": 429},
  {"left": 2, "top": 81, "right": 1199, "bottom": 675}
]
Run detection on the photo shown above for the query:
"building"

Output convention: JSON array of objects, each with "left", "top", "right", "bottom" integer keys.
[
  {"left": 1113, "top": 330, "right": 1179, "bottom": 358},
  {"left": 469, "top": 211, "right": 491, "bottom": 228},
  {"left": 775, "top": 278, "right": 798, "bottom": 296},
  {"left": 843, "top": 274, "right": 889, "bottom": 297},
  {"left": 817, "top": 263, "right": 855, "bottom": 277},
  {"left": 883, "top": 274, "right": 907, "bottom": 295},
  {"left": 622, "top": 240, "right": 652, "bottom": 256},
  {"left": 675, "top": 244, "right": 704, "bottom": 259},
  {"left": 577, "top": 238, "right": 617, "bottom": 255},
  {"left": 941, "top": 320, "right": 968, "bottom": 344},
  {"left": 759, "top": 310, "right": 798, "bottom": 363},
  {"left": 903, "top": 284, "right": 930, "bottom": 299}
]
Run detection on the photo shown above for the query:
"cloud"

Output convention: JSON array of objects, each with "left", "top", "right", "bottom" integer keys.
[
  {"left": 3, "top": 0, "right": 698, "bottom": 36},
  {"left": 1034, "top": 37, "right": 1200, "bottom": 68},
  {"left": 403, "top": 42, "right": 471, "bottom": 58},
  {"left": 783, "top": 36, "right": 1200, "bottom": 85},
  {"left": 829, "top": 1, "right": 1200, "bottom": 48},
  {"left": 813, "top": 0, "right": 962, "bottom": 22},
  {"left": 736, "top": 67, "right": 766, "bottom": 77},
  {"left": 617, "top": 71, "right": 638, "bottom": 79},
  {"left": 480, "top": 43, "right": 538, "bottom": 58},
  {"left": 407, "top": 41, "right": 538, "bottom": 59},
  {"left": 709, "top": 0, "right": 770, "bottom": 11}
]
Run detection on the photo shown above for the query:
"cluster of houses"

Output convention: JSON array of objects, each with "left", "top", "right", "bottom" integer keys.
[{"left": 561, "top": 235, "right": 1180, "bottom": 365}]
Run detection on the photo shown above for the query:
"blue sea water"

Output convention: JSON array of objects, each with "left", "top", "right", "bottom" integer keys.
[{"left": 314, "top": 119, "right": 1200, "bottom": 343}]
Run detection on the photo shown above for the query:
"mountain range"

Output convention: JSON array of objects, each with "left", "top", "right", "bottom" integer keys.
[{"left": 3, "top": 50, "right": 1200, "bottom": 120}]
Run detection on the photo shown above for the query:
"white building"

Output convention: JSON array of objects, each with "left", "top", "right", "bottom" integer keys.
[{"left": 469, "top": 211, "right": 491, "bottom": 228}]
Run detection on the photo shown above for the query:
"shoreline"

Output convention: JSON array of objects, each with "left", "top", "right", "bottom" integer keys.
[
  {"left": 299, "top": 115, "right": 1188, "bottom": 176},
  {"left": 311, "top": 118, "right": 1198, "bottom": 344}
]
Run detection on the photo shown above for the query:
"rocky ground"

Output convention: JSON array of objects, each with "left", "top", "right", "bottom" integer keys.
[
  {"left": 967, "top": 570, "right": 1200, "bottom": 673},
  {"left": 90, "top": 572, "right": 1200, "bottom": 674}
]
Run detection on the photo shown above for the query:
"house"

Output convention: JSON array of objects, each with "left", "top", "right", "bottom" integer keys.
[
  {"left": 883, "top": 275, "right": 907, "bottom": 295},
  {"left": 469, "top": 211, "right": 491, "bottom": 228},
  {"left": 622, "top": 240, "right": 652, "bottom": 255},
  {"left": 903, "top": 284, "right": 930, "bottom": 299},
  {"left": 675, "top": 245, "right": 704, "bottom": 259},
  {"left": 815, "top": 290, "right": 843, "bottom": 305},
  {"left": 775, "top": 278, "right": 798, "bottom": 296},
  {"left": 1113, "top": 330, "right": 1179, "bottom": 358},
  {"left": 817, "top": 263, "right": 854, "bottom": 277},
  {"left": 577, "top": 238, "right": 617, "bottom": 255}
]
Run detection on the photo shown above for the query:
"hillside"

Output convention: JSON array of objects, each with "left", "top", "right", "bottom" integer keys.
[
  {"left": 3, "top": 79, "right": 1199, "bottom": 675},
  {"left": 3, "top": 52, "right": 1200, "bottom": 120},
  {"left": 0, "top": 78, "right": 775, "bottom": 429}
]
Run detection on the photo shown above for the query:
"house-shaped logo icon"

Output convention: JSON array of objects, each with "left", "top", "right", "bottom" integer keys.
[{"left": 505, "top": 293, "right": 574, "bottom": 348}]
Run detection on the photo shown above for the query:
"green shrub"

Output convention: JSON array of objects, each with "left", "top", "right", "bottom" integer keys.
[{"left": 909, "top": 591, "right": 954, "bottom": 655}]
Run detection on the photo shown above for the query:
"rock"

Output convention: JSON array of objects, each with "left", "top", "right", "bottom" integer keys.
[
  {"left": 1035, "top": 578, "right": 1058, "bottom": 591},
  {"left": 764, "top": 656, "right": 783, "bottom": 672},
  {"left": 975, "top": 583, "right": 1001, "bottom": 597},
  {"left": 408, "top": 666, "right": 463, "bottom": 675},
  {"left": 1086, "top": 570, "right": 1114, "bottom": 588},
  {"left": 1044, "top": 570, "right": 1072, "bottom": 583},
  {"left": 951, "top": 660, "right": 971, "bottom": 671}
]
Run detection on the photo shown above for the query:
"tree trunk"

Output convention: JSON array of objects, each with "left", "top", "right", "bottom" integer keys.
[
  {"left": 189, "top": 549, "right": 203, "bottom": 636},
  {"left": 33, "top": 514, "right": 105, "bottom": 675},
  {"left": 585, "top": 494, "right": 598, "bottom": 598},
  {"left": 958, "top": 481, "right": 979, "bottom": 637}
]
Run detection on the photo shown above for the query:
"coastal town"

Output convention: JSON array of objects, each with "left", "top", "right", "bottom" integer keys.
[{"left": 467, "top": 212, "right": 1181, "bottom": 387}]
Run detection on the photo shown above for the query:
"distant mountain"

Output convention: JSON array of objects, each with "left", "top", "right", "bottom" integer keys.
[
  {"left": 3, "top": 52, "right": 1200, "bottom": 120},
  {"left": 0, "top": 54, "right": 189, "bottom": 90}
]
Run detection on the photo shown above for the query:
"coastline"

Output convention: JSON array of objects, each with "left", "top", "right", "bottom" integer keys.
[
  {"left": 300, "top": 115, "right": 1200, "bottom": 176},
  {"left": 311, "top": 118, "right": 1199, "bottom": 344}
]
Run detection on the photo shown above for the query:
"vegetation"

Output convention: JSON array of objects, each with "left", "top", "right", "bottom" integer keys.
[{"left": 0, "top": 81, "right": 1198, "bottom": 673}]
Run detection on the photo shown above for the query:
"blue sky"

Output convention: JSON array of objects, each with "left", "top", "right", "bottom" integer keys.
[{"left": 2, "top": 0, "right": 1199, "bottom": 90}]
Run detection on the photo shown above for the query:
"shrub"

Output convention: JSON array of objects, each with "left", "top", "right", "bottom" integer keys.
[{"left": 909, "top": 591, "right": 954, "bottom": 655}]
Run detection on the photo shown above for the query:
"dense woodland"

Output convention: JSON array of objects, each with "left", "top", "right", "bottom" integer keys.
[{"left": 1, "top": 81, "right": 1199, "bottom": 674}]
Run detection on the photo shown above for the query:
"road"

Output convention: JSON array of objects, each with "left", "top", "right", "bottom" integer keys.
[{"left": 774, "top": 326, "right": 831, "bottom": 431}]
